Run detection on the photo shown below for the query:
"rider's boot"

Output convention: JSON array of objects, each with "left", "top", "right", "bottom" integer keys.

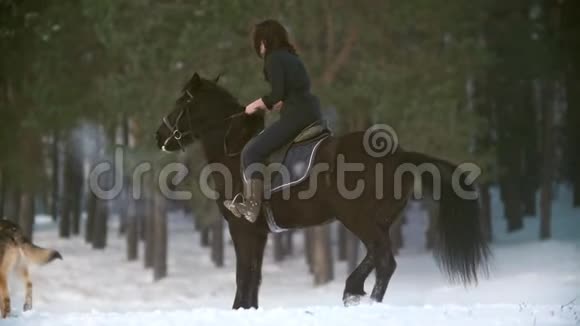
[{"left": 223, "top": 178, "right": 263, "bottom": 223}]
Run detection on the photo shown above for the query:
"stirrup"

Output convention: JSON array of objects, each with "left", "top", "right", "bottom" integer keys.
[
  {"left": 237, "top": 200, "right": 260, "bottom": 223},
  {"left": 224, "top": 193, "right": 245, "bottom": 218}
]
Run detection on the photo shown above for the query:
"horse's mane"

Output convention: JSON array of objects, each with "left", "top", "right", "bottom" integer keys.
[{"left": 182, "top": 73, "right": 243, "bottom": 123}]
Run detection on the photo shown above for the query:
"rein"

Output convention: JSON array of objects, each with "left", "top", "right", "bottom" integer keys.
[
  {"left": 223, "top": 111, "right": 245, "bottom": 157},
  {"left": 161, "top": 93, "right": 246, "bottom": 155}
]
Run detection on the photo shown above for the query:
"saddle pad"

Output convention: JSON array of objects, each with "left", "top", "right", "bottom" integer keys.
[
  {"left": 268, "top": 135, "right": 328, "bottom": 193},
  {"left": 242, "top": 135, "right": 329, "bottom": 195}
]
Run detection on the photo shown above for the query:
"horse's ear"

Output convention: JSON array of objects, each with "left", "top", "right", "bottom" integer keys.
[
  {"left": 191, "top": 72, "right": 201, "bottom": 87},
  {"left": 214, "top": 73, "right": 222, "bottom": 84}
]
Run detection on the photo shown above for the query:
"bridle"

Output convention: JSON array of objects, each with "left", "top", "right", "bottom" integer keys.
[
  {"left": 161, "top": 89, "right": 247, "bottom": 155},
  {"left": 161, "top": 89, "right": 196, "bottom": 152}
]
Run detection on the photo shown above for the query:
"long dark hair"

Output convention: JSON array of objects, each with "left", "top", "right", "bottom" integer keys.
[{"left": 252, "top": 19, "right": 297, "bottom": 58}]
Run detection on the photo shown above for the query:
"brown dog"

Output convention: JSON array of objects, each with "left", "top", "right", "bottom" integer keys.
[{"left": 0, "top": 219, "right": 62, "bottom": 318}]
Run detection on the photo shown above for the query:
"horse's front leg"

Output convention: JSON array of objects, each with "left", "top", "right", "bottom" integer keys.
[
  {"left": 249, "top": 232, "right": 267, "bottom": 308},
  {"left": 230, "top": 225, "right": 267, "bottom": 309}
]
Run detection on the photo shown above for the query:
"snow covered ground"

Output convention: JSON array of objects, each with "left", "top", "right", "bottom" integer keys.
[{"left": 3, "top": 187, "right": 580, "bottom": 325}]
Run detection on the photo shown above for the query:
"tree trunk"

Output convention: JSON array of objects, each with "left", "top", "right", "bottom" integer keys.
[
  {"left": 574, "top": 181, "right": 580, "bottom": 208},
  {"left": 311, "top": 224, "right": 334, "bottom": 285},
  {"left": 562, "top": 3, "right": 580, "bottom": 208},
  {"left": 92, "top": 200, "right": 108, "bottom": 249},
  {"left": 272, "top": 233, "right": 285, "bottom": 262},
  {"left": 119, "top": 115, "right": 130, "bottom": 235},
  {"left": 211, "top": 217, "right": 224, "bottom": 267},
  {"left": 193, "top": 213, "right": 202, "bottom": 231},
  {"left": 153, "top": 190, "right": 168, "bottom": 281},
  {"left": 40, "top": 189, "right": 49, "bottom": 217},
  {"left": 495, "top": 85, "right": 525, "bottom": 232},
  {"left": 200, "top": 227, "right": 210, "bottom": 247},
  {"left": 144, "top": 196, "right": 155, "bottom": 269},
  {"left": 71, "top": 168, "right": 82, "bottom": 236},
  {"left": 337, "top": 225, "right": 347, "bottom": 261},
  {"left": 0, "top": 169, "right": 5, "bottom": 219},
  {"left": 122, "top": 148, "right": 134, "bottom": 259},
  {"left": 540, "top": 82, "right": 556, "bottom": 240},
  {"left": 285, "top": 231, "right": 294, "bottom": 256},
  {"left": 139, "top": 201, "right": 147, "bottom": 241},
  {"left": 50, "top": 129, "right": 60, "bottom": 222},
  {"left": 521, "top": 180, "right": 537, "bottom": 217},
  {"left": 390, "top": 214, "right": 404, "bottom": 256},
  {"left": 119, "top": 186, "right": 129, "bottom": 236},
  {"left": 10, "top": 187, "right": 21, "bottom": 223},
  {"left": 19, "top": 192, "right": 34, "bottom": 241},
  {"left": 424, "top": 199, "right": 439, "bottom": 250},
  {"left": 59, "top": 181, "right": 71, "bottom": 239},
  {"left": 85, "top": 191, "right": 97, "bottom": 243},
  {"left": 304, "top": 229, "right": 314, "bottom": 274},
  {"left": 479, "top": 183, "right": 493, "bottom": 242},
  {"left": 521, "top": 82, "right": 539, "bottom": 218},
  {"left": 60, "top": 138, "right": 76, "bottom": 238},
  {"left": 346, "top": 230, "right": 359, "bottom": 274},
  {"left": 126, "top": 198, "right": 139, "bottom": 261},
  {"left": 519, "top": 160, "right": 538, "bottom": 220},
  {"left": 539, "top": 179, "right": 552, "bottom": 239},
  {"left": 501, "top": 179, "right": 523, "bottom": 232},
  {"left": 567, "top": 85, "right": 580, "bottom": 207}
]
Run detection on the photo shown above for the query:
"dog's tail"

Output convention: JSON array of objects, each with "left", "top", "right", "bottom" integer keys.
[{"left": 22, "top": 241, "right": 62, "bottom": 265}]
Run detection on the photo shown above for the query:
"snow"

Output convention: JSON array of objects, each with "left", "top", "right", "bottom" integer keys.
[
  {"left": 3, "top": 186, "right": 579, "bottom": 325},
  {"left": 9, "top": 305, "right": 579, "bottom": 326}
]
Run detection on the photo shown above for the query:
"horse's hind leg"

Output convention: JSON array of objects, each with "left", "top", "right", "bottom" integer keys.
[
  {"left": 338, "top": 195, "right": 408, "bottom": 305},
  {"left": 369, "top": 202, "right": 408, "bottom": 303},
  {"left": 369, "top": 238, "right": 396, "bottom": 303},
  {"left": 338, "top": 216, "right": 380, "bottom": 306},
  {"left": 342, "top": 251, "right": 374, "bottom": 306}
]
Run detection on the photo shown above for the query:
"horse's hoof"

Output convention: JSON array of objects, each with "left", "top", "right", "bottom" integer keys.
[
  {"left": 23, "top": 303, "right": 32, "bottom": 312},
  {"left": 343, "top": 294, "right": 365, "bottom": 307}
]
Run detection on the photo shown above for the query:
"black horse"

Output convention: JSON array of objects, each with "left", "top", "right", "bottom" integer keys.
[{"left": 155, "top": 73, "right": 490, "bottom": 309}]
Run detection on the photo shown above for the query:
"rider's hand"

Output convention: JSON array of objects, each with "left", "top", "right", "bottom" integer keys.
[
  {"left": 272, "top": 101, "right": 283, "bottom": 111},
  {"left": 245, "top": 103, "right": 258, "bottom": 115},
  {"left": 245, "top": 98, "right": 266, "bottom": 115}
]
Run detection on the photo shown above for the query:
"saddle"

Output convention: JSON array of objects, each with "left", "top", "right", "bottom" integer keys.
[
  {"left": 242, "top": 120, "right": 331, "bottom": 192},
  {"left": 240, "top": 120, "right": 331, "bottom": 231}
]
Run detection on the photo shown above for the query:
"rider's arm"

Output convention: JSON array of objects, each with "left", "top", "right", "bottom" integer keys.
[{"left": 261, "top": 52, "right": 285, "bottom": 110}]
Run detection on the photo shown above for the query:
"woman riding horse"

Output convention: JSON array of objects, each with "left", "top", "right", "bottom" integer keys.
[
  {"left": 155, "top": 18, "right": 490, "bottom": 310},
  {"left": 224, "top": 19, "right": 323, "bottom": 222}
]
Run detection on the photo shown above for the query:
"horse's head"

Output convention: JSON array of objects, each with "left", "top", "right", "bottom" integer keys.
[
  {"left": 156, "top": 72, "right": 237, "bottom": 152},
  {"left": 155, "top": 72, "right": 263, "bottom": 153}
]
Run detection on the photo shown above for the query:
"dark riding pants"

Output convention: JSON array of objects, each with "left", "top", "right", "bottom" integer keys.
[{"left": 242, "top": 110, "right": 319, "bottom": 180}]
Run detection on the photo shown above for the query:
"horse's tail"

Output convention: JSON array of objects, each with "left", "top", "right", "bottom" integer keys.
[{"left": 399, "top": 151, "right": 490, "bottom": 286}]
